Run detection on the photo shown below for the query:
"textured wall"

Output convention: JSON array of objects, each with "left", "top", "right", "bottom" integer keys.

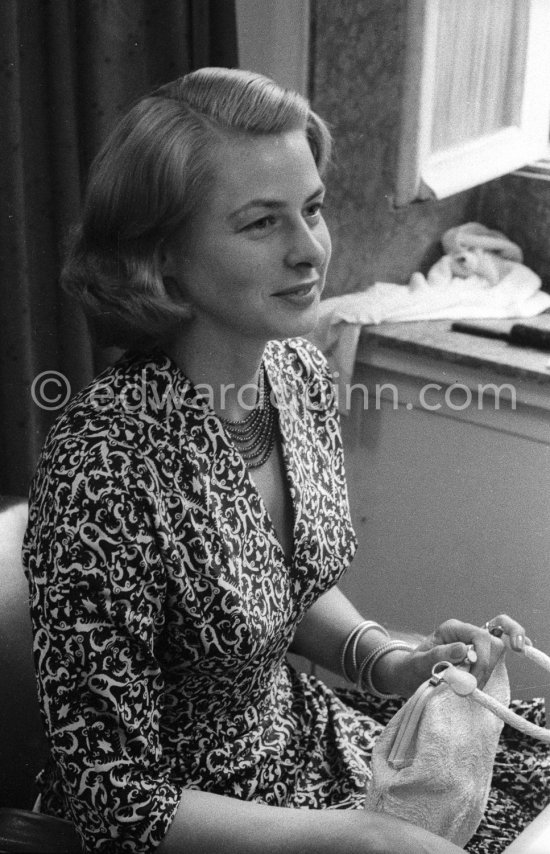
[
  {"left": 309, "top": 0, "right": 482, "bottom": 297},
  {"left": 479, "top": 174, "right": 550, "bottom": 293}
]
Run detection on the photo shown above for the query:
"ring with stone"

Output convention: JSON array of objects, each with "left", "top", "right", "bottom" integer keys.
[{"left": 482, "top": 621, "right": 504, "bottom": 638}]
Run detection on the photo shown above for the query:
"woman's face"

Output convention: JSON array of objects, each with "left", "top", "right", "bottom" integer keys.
[{"left": 163, "top": 129, "right": 331, "bottom": 350}]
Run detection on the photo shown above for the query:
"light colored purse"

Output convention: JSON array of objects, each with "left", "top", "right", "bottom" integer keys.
[{"left": 364, "top": 642, "right": 550, "bottom": 846}]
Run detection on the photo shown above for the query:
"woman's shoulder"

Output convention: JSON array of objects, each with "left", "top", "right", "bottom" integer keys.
[
  {"left": 265, "top": 338, "right": 337, "bottom": 414},
  {"left": 26, "top": 352, "right": 207, "bottom": 533},
  {"left": 36, "top": 350, "right": 194, "bottom": 478},
  {"left": 46, "top": 350, "right": 185, "bottom": 437},
  {"left": 264, "top": 337, "right": 331, "bottom": 379}
]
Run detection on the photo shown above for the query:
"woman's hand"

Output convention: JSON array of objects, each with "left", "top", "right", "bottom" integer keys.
[{"left": 377, "top": 613, "right": 530, "bottom": 698}]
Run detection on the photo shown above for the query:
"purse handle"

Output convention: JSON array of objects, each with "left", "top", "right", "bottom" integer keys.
[{"left": 439, "top": 642, "right": 550, "bottom": 744}]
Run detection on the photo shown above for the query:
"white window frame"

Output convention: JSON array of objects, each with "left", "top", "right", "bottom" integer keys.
[{"left": 395, "top": 0, "right": 550, "bottom": 206}]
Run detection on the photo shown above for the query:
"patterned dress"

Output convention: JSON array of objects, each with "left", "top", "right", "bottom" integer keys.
[{"left": 23, "top": 339, "right": 550, "bottom": 853}]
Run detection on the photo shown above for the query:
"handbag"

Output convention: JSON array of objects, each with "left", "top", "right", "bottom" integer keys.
[{"left": 364, "top": 641, "right": 550, "bottom": 846}]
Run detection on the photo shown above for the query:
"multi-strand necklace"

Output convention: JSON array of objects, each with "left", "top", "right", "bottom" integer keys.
[{"left": 220, "top": 364, "right": 276, "bottom": 469}]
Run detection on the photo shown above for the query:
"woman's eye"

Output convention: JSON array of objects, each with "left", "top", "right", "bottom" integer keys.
[
  {"left": 305, "top": 202, "right": 325, "bottom": 220},
  {"left": 244, "top": 215, "right": 276, "bottom": 232}
]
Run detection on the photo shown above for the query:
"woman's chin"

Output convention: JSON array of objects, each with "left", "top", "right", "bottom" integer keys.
[{"left": 273, "top": 295, "right": 321, "bottom": 339}]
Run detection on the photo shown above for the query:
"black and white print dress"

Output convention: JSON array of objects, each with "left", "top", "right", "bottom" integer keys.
[{"left": 23, "top": 339, "right": 550, "bottom": 853}]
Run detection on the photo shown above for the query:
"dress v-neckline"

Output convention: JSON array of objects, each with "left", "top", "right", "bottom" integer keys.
[
  {"left": 246, "top": 423, "right": 296, "bottom": 566},
  {"left": 251, "top": 355, "right": 300, "bottom": 567},
  {"left": 216, "top": 355, "right": 300, "bottom": 568},
  {"left": 161, "top": 347, "right": 300, "bottom": 568}
]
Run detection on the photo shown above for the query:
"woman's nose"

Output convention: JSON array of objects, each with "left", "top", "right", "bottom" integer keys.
[{"left": 285, "top": 220, "right": 329, "bottom": 269}]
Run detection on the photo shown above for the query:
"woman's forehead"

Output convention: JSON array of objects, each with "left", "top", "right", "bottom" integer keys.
[{"left": 206, "top": 129, "right": 322, "bottom": 210}]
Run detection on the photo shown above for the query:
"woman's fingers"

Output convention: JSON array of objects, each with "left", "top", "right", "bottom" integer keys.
[
  {"left": 425, "top": 619, "right": 503, "bottom": 689},
  {"left": 483, "top": 613, "right": 531, "bottom": 651},
  {"left": 407, "top": 614, "right": 531, "bottom": 693}
]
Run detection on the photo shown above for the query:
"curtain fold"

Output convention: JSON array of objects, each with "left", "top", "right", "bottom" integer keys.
[{"left": 0, "top": 0, "right": 237, "bottom": 496}]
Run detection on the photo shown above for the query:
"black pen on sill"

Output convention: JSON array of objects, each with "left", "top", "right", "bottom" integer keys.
[
  {"left": 451, "top": 321, "right": 510, "bottom": 342},
  {"left": 451, "top": 320, "right": 550, "bottom": 351}
]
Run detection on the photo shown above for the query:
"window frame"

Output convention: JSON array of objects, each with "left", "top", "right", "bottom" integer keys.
[{"left": 395, "top": 0, "right": 550, "bottom": 206}]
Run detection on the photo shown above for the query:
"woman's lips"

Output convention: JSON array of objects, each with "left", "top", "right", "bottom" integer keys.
[{"left": 272, "top": 281, "right": 319, "bottom": 304}]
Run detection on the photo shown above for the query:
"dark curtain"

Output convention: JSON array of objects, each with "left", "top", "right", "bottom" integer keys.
[{"left": 0, "top": 0, "right": 238, "bottom": 497}]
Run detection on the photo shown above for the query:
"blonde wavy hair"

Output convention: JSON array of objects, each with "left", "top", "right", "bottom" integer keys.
[{"left": 61, "top": 67, "right": 332, "bottom": 349}]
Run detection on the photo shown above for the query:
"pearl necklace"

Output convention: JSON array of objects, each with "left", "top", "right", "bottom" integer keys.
[{"left": 220, "top": 364, "right": 276, "bottom": 469}]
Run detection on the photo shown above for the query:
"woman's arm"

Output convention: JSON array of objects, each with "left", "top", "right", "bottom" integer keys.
[
  {"left": 289, "top": 587, "right": 527, "bottom": 697},
  {"left": 289, "top": 586, "right": 422, "bottom": 690},
  {"left": 289, "top": 586, "right": 392, "bottom": 679},
  {"left": 158, "top": 788, "right": 466, "bottom": 854},
  {"left": 24, "top": 441, "right": 184, "bottom": 853}
]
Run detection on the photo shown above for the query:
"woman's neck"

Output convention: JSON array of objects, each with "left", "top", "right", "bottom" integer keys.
[{"left": 165, "top": 323, "right": 268, "bottom": 421}]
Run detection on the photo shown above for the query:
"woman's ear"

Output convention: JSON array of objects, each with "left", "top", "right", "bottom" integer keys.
[
  {"left": 158, "top": 239, "right": 187, "bottom": 304},
  {"left": 163, "top": 274, "right": 184, "bottom": 304},
  {"left": 159, "top": 238, "right": 177, "bottom": 279}
]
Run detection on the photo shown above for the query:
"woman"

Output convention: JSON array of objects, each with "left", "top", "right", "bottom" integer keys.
[{"left": 23, "top": 68, "right": 548, "bottom": 854}]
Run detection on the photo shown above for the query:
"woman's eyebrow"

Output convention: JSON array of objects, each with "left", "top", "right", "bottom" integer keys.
[{"left": 229, "top": 184, "right": 326, "bottom": 220}]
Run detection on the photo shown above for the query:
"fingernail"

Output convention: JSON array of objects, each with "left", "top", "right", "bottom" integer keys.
[
  {"left": 464, "top": 644, "right": 478, "bottom": 664},
  {"left": 513, "top": 634, "right": 524, "bottom": 651}
]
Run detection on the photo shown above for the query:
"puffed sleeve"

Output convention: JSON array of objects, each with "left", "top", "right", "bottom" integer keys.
[{"left": 24, "top": 433, "right": 182, "bottom": 853}]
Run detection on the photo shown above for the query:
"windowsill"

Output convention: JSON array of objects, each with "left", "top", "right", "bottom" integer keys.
[
  {"left": 514, "top": 153, "right": 550, "bottom": 180},
  {"left": 355, "top": 320, "right": 550, "bottom": 431},
  {"left": 357, "top": 320, "right": 550, "bottom": 383}
]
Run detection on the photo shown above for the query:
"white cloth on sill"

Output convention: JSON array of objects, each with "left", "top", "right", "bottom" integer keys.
[{"left": 308, "top": 257, "right": 550, "bottom": 409}]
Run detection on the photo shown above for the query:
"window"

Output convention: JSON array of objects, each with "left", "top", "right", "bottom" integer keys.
[{"left": 395, "top": 0, "right": 550, "bottom": 205}]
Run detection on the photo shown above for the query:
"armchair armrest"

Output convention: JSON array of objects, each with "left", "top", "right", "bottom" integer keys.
[{"left": 0, "top": 808, "right": 81, "bottom": 853}]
